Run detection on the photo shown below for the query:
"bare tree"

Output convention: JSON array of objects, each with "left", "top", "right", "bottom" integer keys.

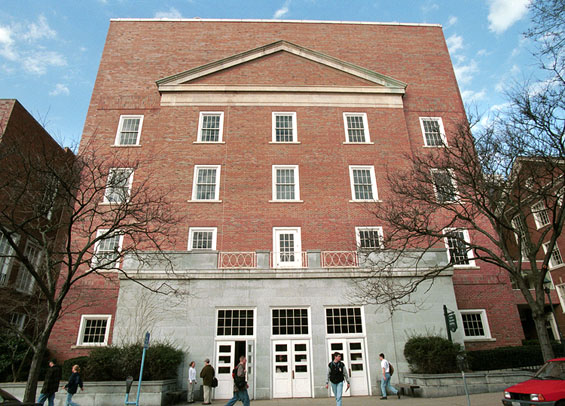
[
  {"left": 0, "top": 133, "right": 181, "bottom": 402},
  {"left": 355, "top": 0, "right": 564, "bottom": 362}
]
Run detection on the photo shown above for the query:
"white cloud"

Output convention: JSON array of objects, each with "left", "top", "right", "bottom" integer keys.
[
  {"left": 476, "top": 49, "right": 489, "bottom": 57},
  {"left": 0, "top": 25, "right": 17, "bottom": 61},
  {"left": 446, "top": 34, "right": 464, "bottom": 54},
  {"left": 421, "top": 2, "right": 439, "bottom": 15},
  {"left": 49, "top": 83, "right": 70, "bottom": 96},
  {"left": 445, "top": 16, "right": 458, "bottom": 29},
  {"left": 461, "top": 89, "right": 486, "bottom": 103},
  {"left": 22, "top": 15, "right": 56, "bottom": 41},
  {"left": 453, "top": 60, "right": 478, "bottom": 85},
  {"left": 154, "top": 7, "right": 182, "bottom": 19},
  {"left": 23, "top": 50, "right": 67, "bottom": 75},
  {"left": 273, "top": 0, "right": 290, "bottom": 19},
  {"left": 487, "top": 0, "right": 530, "bottom": 34}
]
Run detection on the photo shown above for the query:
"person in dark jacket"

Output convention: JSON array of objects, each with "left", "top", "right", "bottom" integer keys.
[
  {"left": 38, "top": 360, "right": 62, "bottom": 406},
  {"left": 64, "top": 364, "right": 84, "bottom": 406},
  {"left": 200, "top": 358, "right": 215, "bottom": 405}
]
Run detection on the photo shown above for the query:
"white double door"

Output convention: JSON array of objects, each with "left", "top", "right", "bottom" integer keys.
[
  {"left": 327, "top": 339, "right": 369, "bottom": 396},
  {"left": 272, "top": 339, "right": 312, "bottom": 398},
  {"left": 215, "top": 341, "right": 254, "bottom": 400}
]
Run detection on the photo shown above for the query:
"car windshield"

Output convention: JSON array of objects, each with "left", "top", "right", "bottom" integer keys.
[{"left": 534, "top": 360, "right": 565, "bottom": 380}]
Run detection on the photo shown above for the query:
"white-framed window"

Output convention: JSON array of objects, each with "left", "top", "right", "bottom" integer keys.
[
  {"left": 15, "top": 240, "right": 41, "bottom": 294},
  {"left": 532, "top": 201, "right": 551, "bottom": 229},
  {"left": 10, "top": 313, "right": 26, "bottom": 331},
  {"left": 115, "top": 115, "right": 143, "bottom": 146},
  {"left": 92, "top": 230, "right": 123, "bottom": 270},
  {"left": 272, "top": 165, "right": 300, "bottom": 201},
  {"left": 104, "top": 168, "right": 134, "bottom": 204},
  {"left": 216, "top": 309, "right": 255, "bottom": 336},
  {"left": 557, "top": 284, "right": 565, "bottom": 313},
  {"left": 188, "top": 227, "right": 217, "bottom": 250},
  {"left": 460, "top": 309, "right": 492, "bottom": 340},
  {"left": 76, "top": 315, "right": 112, "bottom": 346},
  {"left": 272, "top": 308, "right": 310, "bottom": 335},
  {"left": 349, "top": 166, "right": 378, "bottom": 201},
  {"left": 431, "top": 169, "right": 458, "bottom": 203},
  {"left": 325, "top": 307, "right": 364, "bottom": 334},
  {"left": 543, "top": 242, "right": 564, "bottom": 269},
  {"left": 343, "top": 113, "right": 370, "bottom": 143},
  {"left": 511, "top": 215, "right": 530, "bottom": 259},
  {"left": 197, "top": 112, "right": 224, "bottom": 142},
  {"left": 272, "top": 112, "right": 297, "bottom": 143},
  {"left": 273, "top": 227, "right": 302, "bottom": 268},
  {"left": 355, "top": 227, "right": 384, "bottom": 250},
  {"left": 444, "top": 228, "right": 475, "bottom": 267},
  {"left": 191, "top": 165, "right": 221, "bottom": 201},
  {"left": 420, "top": 117, "right": 447, "bottom": 147},
  {"left": 0, "top": 233, "right": 18, "bottom": 286}
]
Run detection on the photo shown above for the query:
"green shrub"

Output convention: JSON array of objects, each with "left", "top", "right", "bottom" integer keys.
[
  {"left": 404, "top": 335, "right": 463, "bottom": 374},
  {"left": 77, "top": 342, "right": 183, "bottom": 381},
  {"left": 0, "top": 333, "right": 33, "bottom": 382},
  {"left": 62, "top": 356, "right": 89, "bottom": 380},
  {"left": 467, "top": 343, "right": 564, "bottom": 371}
]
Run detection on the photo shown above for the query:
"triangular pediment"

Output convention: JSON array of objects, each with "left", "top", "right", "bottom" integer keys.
[{"left": 157, "top": 40, "right": 406, "bottom": 93}]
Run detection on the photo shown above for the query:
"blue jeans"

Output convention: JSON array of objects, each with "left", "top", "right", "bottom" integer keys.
[
  {"left": 381, "top": 372, "right": 398, "bottom": 397},
  {"left": 225, "top": 389, "right": 250, "bottom": 406},
  {"left": 66, "top": 392, "right": 80, "bottom": 406},
  {"left": 37, "top": 392, "right": 55, "bottom": 406},
  {"left": 330, "top": 381, "right": 344, "bottom": 406}
]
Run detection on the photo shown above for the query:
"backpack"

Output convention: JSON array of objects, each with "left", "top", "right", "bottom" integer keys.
[
  {"left": 389, "top": 363, "right": 394, "bottom": 376},
  {"left": 232, "top": 365, "right": 246, "bottom": 389},
  {"left": 328, "top": 361, "right": 345, "bottom": 384}
]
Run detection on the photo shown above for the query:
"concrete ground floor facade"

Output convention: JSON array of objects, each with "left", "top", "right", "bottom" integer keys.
[{"left": 111, "top": 272, "right": 463, "bottom": 400}]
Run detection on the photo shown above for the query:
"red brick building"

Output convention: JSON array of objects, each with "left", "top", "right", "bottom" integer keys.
[{"left": 48, "top": 19, "right": 525, "bottom": 398}]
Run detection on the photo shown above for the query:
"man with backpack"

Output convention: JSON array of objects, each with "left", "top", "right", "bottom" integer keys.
[
  {"left": 325, "top": 352, "right": 350, "bottom": 406},
  {"left": 225, "top": 355, "right": 249, "bottom": 406},
  {"left": 379, "top": 353, "right": 399, "bottom": 400}
]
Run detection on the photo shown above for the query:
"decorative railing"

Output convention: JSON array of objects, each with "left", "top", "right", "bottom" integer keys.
[
  {"left": 218, "top": 252, "right": 257, "bottom": 269},
  {"left": 269, "top": 251, "right": 309, "bottom": 268},
  {"left": 321, "top": 251, "right": 359, "bottom": 268}
]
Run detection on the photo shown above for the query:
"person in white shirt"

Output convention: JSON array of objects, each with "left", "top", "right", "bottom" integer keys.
[
  {"left": 188, "top": 361, "right": 197, "bottom": 403},
  {"left": 379, "top": 353, "right": 399, "bottom": 400}
]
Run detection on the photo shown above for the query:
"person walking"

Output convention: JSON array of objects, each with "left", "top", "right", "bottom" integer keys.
[
  {"left": 188, "top": 361, "right": 197, "bottom": 403},
  {"left": 224, "top": 355, "right": 249, "bottom": 406},
  {"left": 200, "top": 358, "right": 215, "bottom": 405},
  {"left": 63, "top": 364, "right": 84, "bottom": 406},
  {"left": 38, "top": 360, "right": 62, "bottom": 406},
  {"left": 379, "top": 353, "right": 399, "bottom": 400},
  {"left": 325, "top": 352, "right": 350, "bottom": 406}
]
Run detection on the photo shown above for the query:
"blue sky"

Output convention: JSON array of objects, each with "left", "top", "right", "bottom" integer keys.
[{"left": 0, "top": 0, "right": 536, "bottom": 148}]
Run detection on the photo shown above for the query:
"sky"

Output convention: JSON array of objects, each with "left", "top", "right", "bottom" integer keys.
[{"left": 0, "top": 0, "right": 538, "bottom": 149}]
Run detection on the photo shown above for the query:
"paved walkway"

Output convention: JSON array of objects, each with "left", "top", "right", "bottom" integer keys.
[{"left": 178, "top": 392, "right": 503, "bottom": 406}]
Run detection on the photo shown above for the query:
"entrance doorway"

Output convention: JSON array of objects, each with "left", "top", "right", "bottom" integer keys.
[
  {"left": 327, "top": 339, "right": 369, "bottom": 396},
  {"left": 272, "top": 339, "right": 312, "bottom": 398},
  {"left": 215, "top": 340, "right": 252, "bottom": 400}
]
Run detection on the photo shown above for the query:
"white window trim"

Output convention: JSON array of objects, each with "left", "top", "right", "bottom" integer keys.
[
  {"left": 443, "top": 228, "right": 476, "bottom": 267},
  {"left": 431, "top": 168, "right": 459, "bottom": 203},
  {"left": 542, "top": 242, "right": 564, "bottom": 269},
  {"left": 273, "top": 227, "right": 302, "bottom": 268},
  {"left": 355, "top": 226, "right": 384, "bottom": 250},
  {"left": 10, "top": 313, "right": 26, "bottom": 331},
  {"left": 215, "top": 307, "right": 257, "bottom": 339},
  {"left": 92, "top": 229, "right": 124, "bottom": 271},
  {"left": 460, "top": 309, "right": 493, "bottom": 341},
  {"left": 324, "top": 305, "right": 366, "bottom": 337},
  {"left": 556, "top": 283, "right": 565, "bottom": 313},
  {"left": 197, "top": 112, "right": 224, "bottom": 143},
  {"left": 103, "top": 168, "right": 134, "bottom": 204},
  {"left": 419, "top": 117, "right": 447, "bottom": 147},
  {"left": 0, "top": 233, "right": 19, "bottom": 287},
  {"left": 348, "top": 165, "right": 378, "bottom": 202},
  {"left": 271, "top": 165, "right": 301, "bottom": 202},
  {"left": 271, "top": 112, "right": 297, "bottom": 143},
  {"left": 114, "top": 115, "right": 144, "bottom": 146},
  {"left": 191, "top": 165, "right": 222, "bottom": 201},
  {"left": 270, "top": 306, "right": 311, "bottom": 338},
  {"left": 188, "top": 227, "right": 218, "bottom": 251},
  {"left": 17, "top": 239, "right": 43, "bottom": 294},
  {"left": 343, "top": 112, "right": 372, "bottom": 144},
  {"left": 532, "top": 201, "right": 550, "bottom": 229},
  {"left": 76, "top": 314, "right": 112, "bottom": 346}
]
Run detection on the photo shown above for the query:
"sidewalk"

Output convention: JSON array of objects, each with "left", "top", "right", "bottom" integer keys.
[{"left": 178, "top": 392, "right": 503, "bottom": 406}]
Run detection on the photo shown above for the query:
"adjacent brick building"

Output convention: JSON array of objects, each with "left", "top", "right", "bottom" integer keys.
[{"left": 48, "top": 19, "right": 525, "bottom": 398}]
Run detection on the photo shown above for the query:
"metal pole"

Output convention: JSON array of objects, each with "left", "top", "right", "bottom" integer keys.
[
  {"left": 461, "top": 371, "right": 471, "bottom": 406},
  {"left": 135, "top": 346, "right": 147, "bottom": 406},
  {"left": 444, "top": 305, "right": 452, "bottom": 342}
]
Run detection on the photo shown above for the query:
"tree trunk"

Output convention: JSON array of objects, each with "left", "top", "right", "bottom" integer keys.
[
  {"left": 532, "top": 307, "right": 556, "bottom": 362},
  {"left": 23, "top": 340, "right": 47, "bottom": 403}
]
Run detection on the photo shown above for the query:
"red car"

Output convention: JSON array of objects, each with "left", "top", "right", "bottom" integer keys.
[{"left": 502, "top": 357, "right": 565, "bottom": 406}]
